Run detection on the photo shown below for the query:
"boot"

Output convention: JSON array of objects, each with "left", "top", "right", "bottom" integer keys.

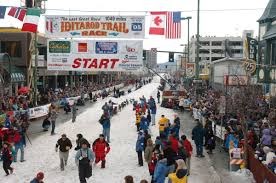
[{"left": 101, "top": 160, "right": 106, "bottom": 169}]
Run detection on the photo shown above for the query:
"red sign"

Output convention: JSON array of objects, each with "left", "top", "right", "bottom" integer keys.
[
  {"left": 72, "top": 58, "right": 120, "bottom": 69},
  {"left": 78, "top": 43, "right": 88, "bottom": 52}
]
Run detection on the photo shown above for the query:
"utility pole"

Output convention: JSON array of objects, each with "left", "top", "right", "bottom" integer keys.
[
  {"left": 196, "top": 0, "right": 200, "bottom": 79},
  {"left": 33, "top": 0, "right": 38, "bottom": 106}
]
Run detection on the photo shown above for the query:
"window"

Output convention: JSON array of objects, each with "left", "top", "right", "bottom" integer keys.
[
  {"left": 200, "top": 41, "right": 210, "bottom": 46},
  {"left": 0, "top": 41, "right": 22, "bottom": 57},
  {"left": 229, "top": 41, "right": 242, "bottom": 46},
  {"left": 271, "top": 42, "right": 276, "bottom": 65},
  {"left": 199, "top": 49, "right": 209, "bottom": 54},
  {"left": 211, "top": 41, "right": 222, "bottom": 46},
  {"left": 212, "top": 49, "right": 223, "bottom": 54},
  {"left": 260, "top": 25, "right": 266, "bottom": 41}
]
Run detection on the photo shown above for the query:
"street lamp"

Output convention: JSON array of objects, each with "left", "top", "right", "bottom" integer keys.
[
  {"left": 196, "top": 0, "right": 200, "bottom": 79},
  {"left": 181, "top": 16, "right": 192, "bottom": 63}
]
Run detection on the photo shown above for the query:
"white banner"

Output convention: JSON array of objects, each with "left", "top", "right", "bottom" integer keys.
[
  {"left": 29, "top": 104, "right": 51, "bottom": 119},
  {"left": 45, "top": 15, "right": 145, "bottom": 38},
  {"left": 47, "top": 39, "right": 143, "bottom": 71}
]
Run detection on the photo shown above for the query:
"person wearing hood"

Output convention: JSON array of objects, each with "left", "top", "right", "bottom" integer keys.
[
  {"left": 75, "top": 140, "right": 95, "bottom": 183},
  {"left": 30, "top": 172, "right": 44, "bottom": 183},
  {"left": 171, "top": 115, "right": 180, "bottom": 139},
  {"left": 261, "top": 128, "right": 272, "bottom": 147},
  {"left": 192, "top": 121, "right": 205, "bottom": 157},
  {"left": 168, "top": 169, "right": 188, "bottom": 183},
  {"left": 144, "top": 139, "right": 154, "bottom": 175},
  {"left": 75, "top": 134, "right": 90, "bottom": 151},
  {"left": 72, "top": 102, "right": 78, "bottom": 123},
  {"left": 136, "top": 131, "right": 145, "bottom": 166},
  {"left": 153, "top": 155, "right": 169, "bottom": 183},
  {"left": 262, "top": 146, "right": 275, "bottom": 165},
  {"left": 140, "top": 116, "right": 149, "bottom": 132}
]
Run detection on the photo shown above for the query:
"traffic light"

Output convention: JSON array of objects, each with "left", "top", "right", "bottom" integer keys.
[
  {"left": 143, "top": 50, "right": 146, "bottom": 61},
  {"left": 25, "top": 0, "right": 33, "bottom": 8},
  {"left": 169, "top": 52, "right": 174, "bottom": 62}
]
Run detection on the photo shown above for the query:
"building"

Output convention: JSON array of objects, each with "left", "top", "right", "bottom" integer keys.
[
  {"left": 144, "top": 49, "right": 157, "bottom": 69},
  {"left": 257, "top": 0, "right": 276, "bottom": 95},
  {"left": 189, "top": 30, "right": 254, "bottom": 65}
]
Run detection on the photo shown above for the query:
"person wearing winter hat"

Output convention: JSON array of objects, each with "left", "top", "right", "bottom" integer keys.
[
  {"left": 92, "top": 134, "right": 110, "bottom": 169},
  {"left": 168, "top": 168, "right": 188, "bottom": 183},
  {"left": 75, "top": 140, "right": 95, "bottom": 183},
  {"left": 1, "top": 142, "right": 14, "bottom": 176},
  {"left": 55, "top": 134, "right": 73, "bottom": 171},
  {"left": 30, "top": 172, "right": 44, "bottom": 183}
]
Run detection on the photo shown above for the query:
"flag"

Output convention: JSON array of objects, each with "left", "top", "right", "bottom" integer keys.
[
  {"left": 8, "top": 7, "right": 26, "bottom": 21},
  {"left": 149, "top": 12, "right": 166, "bottom": 35},
  {"left": 0, "top": 6, "right": 7, "bottom": 19},
  {"left": 46, "top": 20, "right": 53, "bottom": 33},
  {"left": 166, "top": 12, "right": 181, "bottom": 39},
  {"left": 22, "top": 8, "right": 41, "bottom": 33}
]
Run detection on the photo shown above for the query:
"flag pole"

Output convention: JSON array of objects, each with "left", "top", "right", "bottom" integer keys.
[{"left": 33, "top": 0, "right": 38, "bottom": 106}]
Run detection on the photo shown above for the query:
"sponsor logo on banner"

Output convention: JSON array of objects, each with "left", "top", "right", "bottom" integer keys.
[
  {"left": 45, "top": 15, "right": 145, "bottom": 38},
  {"left": 78, "top": 43, "right": 88, "bottom": 52},
  {"left": 47, "top": 39, "right": 143, "bottom": 72},
  {"left": 49, "top": 41, "right": 71, "bottom": 53},
  {"left": 96, "top": 42, "right": 118, "bottom": 54}
]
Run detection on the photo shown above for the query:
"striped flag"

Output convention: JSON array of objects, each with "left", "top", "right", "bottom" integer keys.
[
  {"left": 166, "top": 12, "right": 182, "bottom": 39},
  {"left": 8, "top": 7, "right": 26, "bottom": 21},
  {"left": 22, "top": 8, "right": 41, "bottom": 33}
]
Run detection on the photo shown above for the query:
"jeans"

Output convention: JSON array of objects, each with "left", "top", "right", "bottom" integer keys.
[
  {"left": 103, "top": 128, "right": 110, "bottom": 143},
  {"left": 59, "top": 151, "right": 69, "bottom": 170},
  {"left": 3, "top": 160, "right": 12, "bottom": 175},
  {"left": 137, "top": 151, "right": 143, "bottom": 166},
  {"left": 186, "top": 157, "right": 191, "bottom": 174},
  {"left": 51, "top": 120, "right": 56, "bottom": 134},
  {"left": 196, "top": 143, "right": 203, "bottom": 156},
  {"left": 151, "top": 114, "right": 156, "bottom": 125},
  {"left": 14, "top": 145, "right": 24, "bottom": 162}
]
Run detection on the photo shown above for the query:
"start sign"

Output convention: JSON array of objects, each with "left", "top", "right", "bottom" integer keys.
[{"left": 47, "top": 39, "right": 143, "bottom": 72}]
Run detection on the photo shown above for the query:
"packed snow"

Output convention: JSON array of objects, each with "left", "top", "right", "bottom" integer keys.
[{"left": 0, "top": 77, "right": 254, "bottom": 183}]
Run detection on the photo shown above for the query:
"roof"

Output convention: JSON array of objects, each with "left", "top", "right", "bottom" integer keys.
[
  {"left": 263, "top": 24, "right": 276, "bottom": 39},
  {"left": 258, "top": 0, "right": 276, "bottom": 23},
  {"left": 211, "top": 57, "right": 243, "bottom": 65}
]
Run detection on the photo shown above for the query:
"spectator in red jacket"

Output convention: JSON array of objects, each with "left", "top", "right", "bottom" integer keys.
[
  {"left": 92, "top": 134, "right": 110, "bottom": 168},
  {"left": 181, "top": 135, "right": 193, "bottom": 175},
  {"left": 169, "top": 134, "right": 179, "bottom": 154}
]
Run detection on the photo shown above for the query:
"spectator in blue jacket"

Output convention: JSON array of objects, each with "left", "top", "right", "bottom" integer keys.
[
  {"left": 136, "top": 131, "right": 144, "bottom": 166},
  {"left": 153, "top": 155, "right": 169, "bottom": 183},
  {"left": 149, "top": 97, "right": 157, "bottom": 125},
  {"left": 100, "top": 113, "right": 111, "bottom": 143},
  {"left": 14, "top": 127, "right": 26, "bottom": 162},
  {"left": 4, "top": 115, "right": 11, "bottom": 129},
  {"left": 140, "top": 116, "right": 149, "bottom": 132}
]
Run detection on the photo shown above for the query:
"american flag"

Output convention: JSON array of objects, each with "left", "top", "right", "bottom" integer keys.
[{"left": 166, "top": 12, "right": 181, "bottom": 39}]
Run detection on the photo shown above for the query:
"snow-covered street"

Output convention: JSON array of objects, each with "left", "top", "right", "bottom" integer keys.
[{"left": 1, "top": 78, "right": 220, "bottom": 183}]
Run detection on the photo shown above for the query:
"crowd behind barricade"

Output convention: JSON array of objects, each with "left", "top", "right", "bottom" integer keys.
[{"left": 185, "top": 86, "right": 276, "bottom": 174}]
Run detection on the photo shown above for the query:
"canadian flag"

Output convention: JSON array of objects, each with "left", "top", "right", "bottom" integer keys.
[{"left": 149, "top": 12, "right": 166, "bottom": 35}]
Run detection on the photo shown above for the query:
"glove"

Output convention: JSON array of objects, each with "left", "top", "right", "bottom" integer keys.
[
  {"left": 89, "top": 161, "right": 93, "bottom": 166},
  {"left": 55, "top": 147, "right": 58, "bottom": 152}
]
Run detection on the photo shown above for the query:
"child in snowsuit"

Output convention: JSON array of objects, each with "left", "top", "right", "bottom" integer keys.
[{"left": 92, "top": 134, "right": 110, "bottom": 168}]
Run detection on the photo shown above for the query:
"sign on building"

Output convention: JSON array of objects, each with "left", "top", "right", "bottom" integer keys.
[
  {"left": 186, "top": 63, "right": 195, "bottom": 77},
  {"left": 45, "top": 15, "right": 145, "bottom": 38},
  {"left": 47, "top": 39, "right": 143, "bottom": 72}
]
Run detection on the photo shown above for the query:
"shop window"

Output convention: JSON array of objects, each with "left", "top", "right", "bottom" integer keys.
[
  {"left": 1, "top": 41, "right": 22, "bottom": 58},
  {"left": 271, "top": 42, "right": 276, "bottom": 65},
  {"left": 211, "top": 41, "right": 222, "bottom": 46}
]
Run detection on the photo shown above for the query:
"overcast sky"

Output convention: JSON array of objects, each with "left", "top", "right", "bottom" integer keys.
[{"left": 0, "top": 0, "right": 269, "bottom": 63}]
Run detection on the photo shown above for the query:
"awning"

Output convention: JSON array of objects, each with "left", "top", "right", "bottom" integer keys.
[
  {"left": 1, "top": 65, "right": 26, "bottom": 83},
  {"left": 11, "top": 73, "right": 25, "bottom": 82},
  {"left": 263, "top": 25, "right": 276, "bottom": 40}
]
